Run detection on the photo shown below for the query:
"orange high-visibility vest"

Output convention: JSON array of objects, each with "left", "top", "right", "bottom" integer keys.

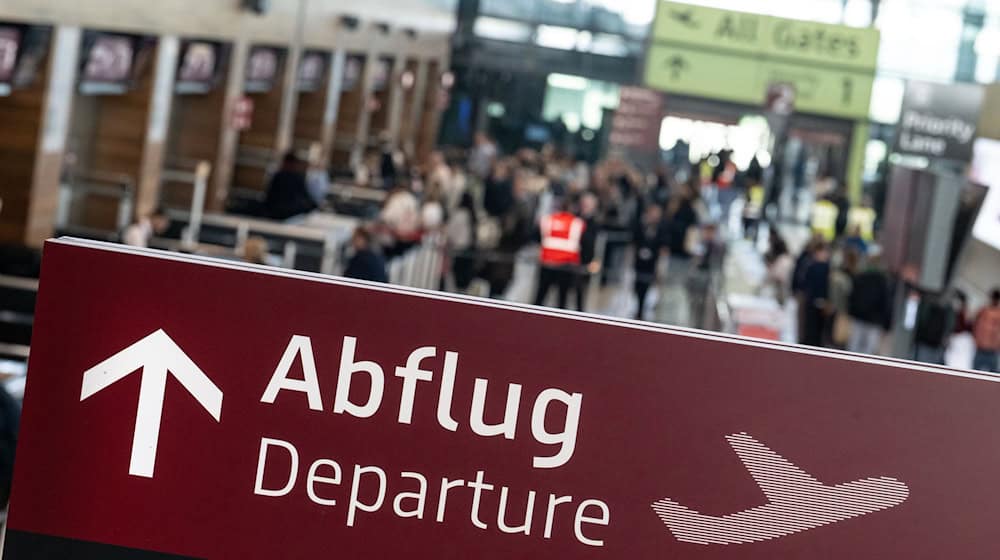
[{"left": 540, "top": 212, "right": 585, "bottom": 266}]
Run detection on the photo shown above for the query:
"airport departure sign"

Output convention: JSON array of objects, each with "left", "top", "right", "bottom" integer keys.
[
  {"left": 646, "top": 2, "right": 880, "bottom": 119},
  {"left": 5, "top": 238, "right": 1000, "bottom": 557}
]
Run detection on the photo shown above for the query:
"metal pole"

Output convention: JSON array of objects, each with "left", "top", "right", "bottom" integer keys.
[
  {"left": 183, "top": 161, "right": 212, "bottom": 250},
  {"left": 283, "top": 241, "right": 298, "bottom": 269}
]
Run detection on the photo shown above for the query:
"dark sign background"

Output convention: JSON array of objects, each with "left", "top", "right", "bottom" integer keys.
[
  {"left": 6, "top": 240, "right": 1000, "bottom": 558},
  {"left": 894, "top": 80, "right": 984, "bottom": 162}
]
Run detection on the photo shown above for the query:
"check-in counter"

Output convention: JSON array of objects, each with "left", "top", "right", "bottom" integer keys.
[
  {"left": 231, "top": 45, "right": 289, "bottom": 202},
  {"left": 161, "top": 39, "right": 233, "bottom": 212},
  {"left": 0, "top": 23, "right": 53, "bottom": 246},
  {"left": 62, "top": 30, "right": 161, "bottom": 233},
  {"left": 291, "top": 50, "right": 334, "bottom": 159},
  {"left": 0, "top": 0, "right": 451, "bottom": 247},
  {"left": 330, "top": 53, "right": 367, "bottom": 174}
]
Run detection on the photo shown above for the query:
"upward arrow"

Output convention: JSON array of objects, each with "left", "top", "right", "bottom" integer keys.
[{"left": 81, "top": 329, "right": 223, "bottom": 479}]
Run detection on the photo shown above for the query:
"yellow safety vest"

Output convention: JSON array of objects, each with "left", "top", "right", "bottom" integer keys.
[
  {"left": 811, "top": 200, "right": 839, "bottom": 241},
  {"left": 847, "top": 207, "right": 877, "bottom": 242}
]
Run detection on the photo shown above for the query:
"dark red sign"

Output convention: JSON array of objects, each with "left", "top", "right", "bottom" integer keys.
[{"left": 6, "top": 238, "right": 1000, "bottom": 557}]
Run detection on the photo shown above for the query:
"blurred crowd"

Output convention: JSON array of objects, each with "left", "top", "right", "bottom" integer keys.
[
  {"left": 118, "top": 131, "right": 1000, "bottom": 372},
  {"left": 335, "top": 132, "right": 731, "bottom": 328}
]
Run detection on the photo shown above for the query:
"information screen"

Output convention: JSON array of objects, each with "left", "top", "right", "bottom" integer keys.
[
  {"left": 0, "top": 26, "right": 21, "bottom": 94},
  {"left": 80, "top": 34, "right": 134, "bottom": 94}
]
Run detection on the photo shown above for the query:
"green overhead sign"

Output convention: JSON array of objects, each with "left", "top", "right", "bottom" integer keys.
[{"left": 645, "top": 1, "right": 881, "bottom": 119}]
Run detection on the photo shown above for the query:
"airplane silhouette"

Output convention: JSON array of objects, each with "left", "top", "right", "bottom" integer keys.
[
  {"left": 670, "top": 9, "right": 699, "bottom": 29},
  {"left": 652, "top": 433, "right": 910, "bottom": 545}
]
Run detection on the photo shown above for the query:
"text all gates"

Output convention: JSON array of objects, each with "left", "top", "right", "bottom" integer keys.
[{"left": 5, "top": 239, "right": 1000, "bottom": 558}]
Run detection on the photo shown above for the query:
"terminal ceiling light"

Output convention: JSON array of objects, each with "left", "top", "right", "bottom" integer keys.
[
  {"left": 975, "top": 28, "right": 1000, "bottom": 58},
  {"left": 240, "top": 0, "right": 271, "bottom": 15},
  {"left": 440, "top": 71, "right": 455, "bottom": 89},
  {"left": 339, "top": 15, "right": 361, "bottom": 31},
  {"left": 547, "top": 73, "right": 588, "bottom": 91}
]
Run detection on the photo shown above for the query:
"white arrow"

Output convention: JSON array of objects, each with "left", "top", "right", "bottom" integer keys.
[
  {"left": 81, "top": 329, "right": 223, "bottom": 479},
  {"left": 652, "top": 433, "right": 909, "bottom": 545}
]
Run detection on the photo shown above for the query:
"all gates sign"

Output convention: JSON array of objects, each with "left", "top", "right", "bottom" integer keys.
[
  {"left": 5, "top": 238, "right": 1000, "bottom": 557},
  {"left": 645, "top": 1, "right": 880, "bottom": 119}
]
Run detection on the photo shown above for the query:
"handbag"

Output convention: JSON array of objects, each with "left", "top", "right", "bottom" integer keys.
[{"left": 832, "top": 313, "right": 852, "bottom": 347}]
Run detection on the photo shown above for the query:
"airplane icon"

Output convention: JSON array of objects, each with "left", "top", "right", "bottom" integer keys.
[
  {"left": 669, "top": 9, "right": 699, "bottom": 29},
  {"left": 652, "top": 433, "right": 909, "bottom": 545}
]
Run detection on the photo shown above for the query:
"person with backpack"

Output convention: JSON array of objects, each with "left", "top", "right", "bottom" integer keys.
[
  {"left": 846, "top": 252, "right": 893, "bottom": 355},
  {"left": 972, "top": 289, "right": 1000, "bottom": 373}
]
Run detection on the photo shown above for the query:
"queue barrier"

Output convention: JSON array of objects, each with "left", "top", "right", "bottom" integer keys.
[
  {"left": 160, "top": 161, "right": 212, "bottom": 250},
  {"left": 165, "top": 210, "right": 347, "bottom": 275},
  {"left": 56, "top": 169, "right": 136, "bottom": 240},
  {"left": 0, "top": 274, "right": 38, "bottom": 360},
  {"left": 389, "top": 233, "right": 446, "bottom": 291}
]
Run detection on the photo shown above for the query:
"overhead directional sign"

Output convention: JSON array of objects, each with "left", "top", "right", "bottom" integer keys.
[
  {"left": 6, "top": 238, "right": 1000, "bottom": 557},
  {"left": 646, "top": 1, "right": 880, "bottom": 119}
]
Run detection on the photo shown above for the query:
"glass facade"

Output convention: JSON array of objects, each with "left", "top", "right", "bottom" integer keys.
[{"left": 459, "top": 0, "right": 999, "bottom": 134}]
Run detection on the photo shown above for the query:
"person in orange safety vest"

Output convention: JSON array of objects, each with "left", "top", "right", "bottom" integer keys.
[{"left": 534, "top": 202, "right": 586, "bottom": 310}]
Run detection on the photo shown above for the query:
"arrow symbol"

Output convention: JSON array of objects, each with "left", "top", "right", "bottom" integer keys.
[
  {"left": 668, "top": 56, "right": 689, "bottom": 80},
  {"left": 652, "top": 433, "right": 909, "bottom": 545},
  {"left": 81, "top": 329, "right": 223, "bottom": 479}
]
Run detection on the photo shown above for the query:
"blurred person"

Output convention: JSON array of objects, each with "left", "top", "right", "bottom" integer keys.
[
  {"left": 810, "top": 195, "right": 839, "bottom": 242},
  {"left": 712, "top": 149, "right": 739, "bottom": 220},
  {"left": 972, "top": 289, "right": 1000, "bottom": 373},
  {"left": 575, "top": 192, "right": 602, "bottom": 312},
  {"left": 380, "top": 182, "right": 422, "bottom": 258},
  {"left": 829, "top": 187, "right": 851, "bottom": 240},
  {"left": 469, "top": 131, "right": 498, "bottom": 180},
  {"left": 483, "top": 159, "right": 515, "bottom": 218},
  {"left": 421, "top": 191, "right": 446, "bottom": 232},
  {"left": 946, "top": 291, "right": 975, "bottom": 369},
  {"left": 122, "top": 206, "right": 170, "bottom": 248},
  {"left": 687, "top": 222, "right": 726, "bottom": 330},
  {"left": 954, "top": 291, "right": 972, "bottom": 334},
  {"left": 264, "top": 152, "right": 316, "bottom": 220},
  {"left": 763, "top": 231, "right": 794, "bottom": 305},
  {"left": 846, "top": 252, "right": 893, "bottom": 355},
  {"left": 742, "top": 179, "right": 766, "bottom": 241},
  {"left": 379, "top": 136, "right": 399, "bottom": 189},
  {"left": 535, "top": 200, "right": 587, "bottom": 310},
  {"left": 446, "top": 191, "right": 478, "bottom": 293},
  {"left": 355, "top": 148, "right": 380, "bottom": 188},
  {"left": 243, "top": 236, "right": 281, "bottom": 267},
  {"left": 792, "top": 233, "right": 825, "bottom": 342},
  {"left": 0, "top": 383, "right": 18, "bottom": 509},
  {"left": 828, "top": 248, "right": 859, "bottom": 349},
  {"left": 800, "top": 240, "right": 831, "bottom": 347},
  {"left": 305, "top": 143, "right": 330, "bottom": 207},
  {"left": 344, "top": 227, "right": 388, "bottom": 283},
  {"left": 652, "top": 164, "right": 675, "bottom": 207},
  {"left": 664, "top": 177, "right": 704, "bottom": 284},
  {"left": 914, "top": 293, "right": 958, "bottom": 365},
  {"left": 847, "top": 198, "right": 877, "bottom": 242},
  {"left": 843, "top": 224, "right": 868, "bottom": 256},
  {"left": 485, "top": 170, "right": 534, "bottom": 299},
  {"left": 424, "top": 151, "right": 453, "bottom": 202},
  {"left": 632, "top": 203, "right": 670, "bottom": 320}
]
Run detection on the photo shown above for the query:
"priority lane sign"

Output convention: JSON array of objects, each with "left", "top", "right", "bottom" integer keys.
[{"left": 4, "top": 238, "right": 1000, "bottom": 558}]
